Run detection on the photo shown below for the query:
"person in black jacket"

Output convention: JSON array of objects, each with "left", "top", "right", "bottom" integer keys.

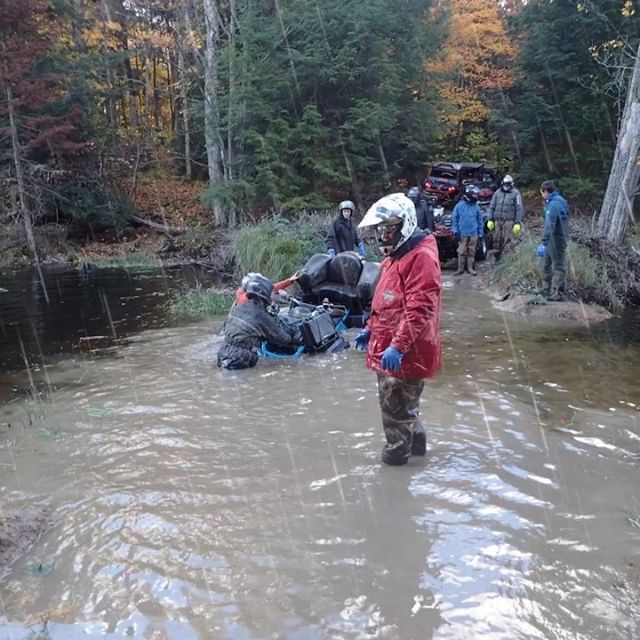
[
  {"left": 327, "top": 200, "right": 366, "bottom": 257},
  {"left": 407, "top": 186, "right": 434, "bottom": 232},
  {"left": 217, "top": 274, "right": 300, "bottom": 370}
]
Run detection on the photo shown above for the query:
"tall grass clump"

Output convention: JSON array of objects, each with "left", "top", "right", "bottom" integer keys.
[
  {"left": 231, "top": 213, "right": 329, "bottom": 281},
  {"left": 168, "top": 287, "right": 234, "bottom": 317}
]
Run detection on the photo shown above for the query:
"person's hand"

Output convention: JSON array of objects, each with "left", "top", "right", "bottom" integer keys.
[
  {"left": 354, "top": 329, "right": 370, "bottom": 351},
  {"left": 358, "top": 242, "right": 366, "bottom": 257},
  {"left": 381, "top": 346, "right": 403, "bottom": 373},
  {"left": 487, "top": 220, "right": 495, "bottom": 232},
  {"left": 536, "top": 243, "right": 545, "bottom": 257},
  {"left": 512, "top": 223, "right": 522, "bottom": 235},
  {"left": 328, "top": 249, "right": 336, "bottom": 258},
  {"left": 454, "top": 232, "right": 460, "bottom": 242}
]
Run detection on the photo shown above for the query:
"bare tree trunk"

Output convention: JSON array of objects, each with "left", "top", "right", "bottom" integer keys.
[
  {"left": 339, "top": 130, "right": 364, "bottom": 213},
  {"left": 3, "top": 53, "right": 36, "bottom": 258},
  {"left": 597, "top": 43, "right": 640, "bottom": 245},
  {"left": 166, "top": 48, "right": 176, "bottom": 132},
  {"left": 177, "top": 43, "right": 192, "bottom": 179},
  {"left": 203, "top": 0, "right": 224, "bottom": 225},
  {"left": 535, "top": 112, "right": 555, "bottom": 174},
  {"left": 377, "top": 134, "right": 389, "bottom": 183}
]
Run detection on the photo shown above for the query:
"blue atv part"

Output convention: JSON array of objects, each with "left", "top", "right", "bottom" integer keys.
[
  {"left": 258, "top": 342, "right": 305, "bottom": 359},
  {"left": 335, "top": 310, "right": 349, "bottom": 333}
]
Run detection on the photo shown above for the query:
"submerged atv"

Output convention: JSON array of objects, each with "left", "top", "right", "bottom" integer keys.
[
  {"left": 259, "top": 298, "right": 350, "bottom": 360},
  {"left": 295, "top": 251, "right": 381, "bottom": 329},
  {"left": 259, "top": 251, "right": 381, "bottom": 360}
]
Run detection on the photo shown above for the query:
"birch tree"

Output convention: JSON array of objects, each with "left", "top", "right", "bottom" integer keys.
[
  {"left": 596, "top": 43, "right": 640, "bottom": 245},
  {"left": 203, "top": 0, "right": 225, "bottom": 225}
]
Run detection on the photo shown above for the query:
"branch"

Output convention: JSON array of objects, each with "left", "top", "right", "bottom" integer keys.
[{"left": 131, "top": 215, "right": 185, "bottom": 235}]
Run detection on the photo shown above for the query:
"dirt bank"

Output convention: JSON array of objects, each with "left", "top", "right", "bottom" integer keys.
[
  {"left": 0, "top": 505, "right": 52, "bottom": 583},
  {"left": 490, "top": 290, "right": 612, "bottom": 325}
]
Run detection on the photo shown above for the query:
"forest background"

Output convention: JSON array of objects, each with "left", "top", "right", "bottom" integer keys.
[{"left": 1, "top": 0, "right": 639, "bottom": 298}]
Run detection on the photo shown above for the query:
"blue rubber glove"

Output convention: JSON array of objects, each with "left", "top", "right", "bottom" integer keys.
[
  {"left": 381, "top": 346, "right": 403, "bottom": 373},
  {"left": 357, "top": 242, "right": 366, "bottom": 257},
  {"left": 354, "top": 329, "right": 370, "bottom": 351},
  {"left": 328, "top": 249, "right": 336, "bottom": 258},
  {"left": 536, "top": 243, "right": 545, "bottom": 258}
]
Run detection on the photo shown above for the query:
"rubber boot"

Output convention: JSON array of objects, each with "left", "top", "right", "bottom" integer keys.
[
  {"left": 548, "top": 288, "right": 566, "bottom": 302},
  {"left": 454, "top": 254, "right": 465, "bottom": 276},
  {"left": 381, "top": 441, "right": 410, "bottom": 466},
  {"left": 535, "top": 285, "right": 551, "bottom": 298},
  {"left": 466, "top": 257, "right": 477, "bottom": 276},
  {"left": 411, "top": 423, "right": 426, "bottom": 456}
]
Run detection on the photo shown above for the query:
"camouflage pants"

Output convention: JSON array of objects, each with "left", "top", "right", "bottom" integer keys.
[
  {"left": 457, "top": 236, "right": 478, "bottom": 259},
  {"left": 492, "top": 219, "right": 514, "bottom": 257},
  {"left": 376, "top": 374, "right": 424, "bottom": 456}
]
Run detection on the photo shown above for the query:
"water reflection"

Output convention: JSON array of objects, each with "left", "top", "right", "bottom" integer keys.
[
  {"left": 0, "top": 265, "right": 221, "bottom": 375},
  {"left": 0, "top": 272, "right": 638, "bottom": 638}
]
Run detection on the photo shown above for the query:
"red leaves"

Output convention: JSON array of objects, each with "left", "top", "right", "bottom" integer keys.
[{"left": 0, "top": 0, "right": 89, "bottom": 163}]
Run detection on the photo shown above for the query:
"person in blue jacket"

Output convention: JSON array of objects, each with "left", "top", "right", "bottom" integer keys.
[
  {"left": 452, "top": 185, "right": 484, "bottom": 276},
  {"left": 536, "top": 180, "right": 570, "bottom": 301}
]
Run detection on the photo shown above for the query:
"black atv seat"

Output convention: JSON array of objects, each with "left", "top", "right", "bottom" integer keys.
[
  {"left": 296, "top": 252, "right": 381, "bottom": 325},
  {"left": 327, "top": 251, "right": 362, "bottom": 286}
]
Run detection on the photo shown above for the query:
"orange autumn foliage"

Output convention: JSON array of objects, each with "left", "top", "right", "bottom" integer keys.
[{"left": 428, "top": 0, "right": 518, "bottom": 131}]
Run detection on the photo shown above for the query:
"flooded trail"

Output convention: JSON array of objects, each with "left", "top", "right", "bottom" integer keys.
[{"left": 0, "top": 269, "right": 639, "bottom": 639}]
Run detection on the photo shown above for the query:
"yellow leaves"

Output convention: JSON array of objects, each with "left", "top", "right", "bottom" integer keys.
[
  {"left": 427, "top": 0, "right": 517, "bottom": 141},
  {"left": 105, "top": 20, "right": 123, "bottom": 33},
  {"left": 622, "top": 0, "right": 635, "bottom": 18}
]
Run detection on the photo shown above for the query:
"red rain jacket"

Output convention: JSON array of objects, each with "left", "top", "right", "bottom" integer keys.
[{"left": 367, "top": 233, "right": 442, "bottom": 379}]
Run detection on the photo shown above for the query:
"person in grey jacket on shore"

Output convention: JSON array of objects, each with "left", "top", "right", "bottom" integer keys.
[{"left": 487, "top": 175, "right": 524, "bottom": 261}]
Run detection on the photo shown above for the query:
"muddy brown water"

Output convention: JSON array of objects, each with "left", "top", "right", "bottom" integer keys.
[{"left": 0, "top": 267, "right": 639, "bottom": 639}]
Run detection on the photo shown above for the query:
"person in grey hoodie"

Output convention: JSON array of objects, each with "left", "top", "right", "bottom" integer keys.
[{"left": 487, "top": 174, "right": 524, "bottom": 261}]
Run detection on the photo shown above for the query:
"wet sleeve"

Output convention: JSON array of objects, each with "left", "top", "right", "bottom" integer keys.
[
  {"left": 327, "top": 221, "right": 336, "bottom": 251},
  {"left": 257, "top": 308, "right": 299, "bottom": 347},
  {"left": 391, "top": 252, "right": 441, "bottom": 353},
  {"left": 488, "top": 192, "right": 497, "bottom": 219},
  {"left": 451, "top": 204, "right": 460, "bottom": 235},
  {"left": 541, "top": 203, "right": 558, "bottom": 245},
  {"left": 514, "top": 190, "right": 524, "bottom": 223},
  {"left": 354, "top": 225, "right": 362, "bottom": 247}
]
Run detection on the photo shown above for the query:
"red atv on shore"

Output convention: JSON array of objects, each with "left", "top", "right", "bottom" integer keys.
[{"left": 423, "top": 161, "right": 498, "bottom": 208}]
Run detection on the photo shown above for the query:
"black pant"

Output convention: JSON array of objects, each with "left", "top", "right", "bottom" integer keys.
[
  {"left": 542, "top": 238, "right": 567, "bottom": 293},
  {"left": 217, "top": 343, "right": 259, "bottom": 370}
]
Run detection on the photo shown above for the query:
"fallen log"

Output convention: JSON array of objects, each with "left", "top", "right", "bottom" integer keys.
[{"left": 131, "top": 215, "right": 185, "bottom": 236}]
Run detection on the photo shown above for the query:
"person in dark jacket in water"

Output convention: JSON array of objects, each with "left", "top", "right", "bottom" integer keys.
[
  {"left": 217, "top": 273, "right": 300, "bottom": 370},
  {"left": 327, "top": 200, "right": 366, "bottom": 257}
]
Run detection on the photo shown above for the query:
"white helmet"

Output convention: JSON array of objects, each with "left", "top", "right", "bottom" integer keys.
[
  {"left": 359, "top": 193, "right": 417, "bottom": 256},
  {"left": 502, "top": 174, "right": 514, "bottom": 191}
]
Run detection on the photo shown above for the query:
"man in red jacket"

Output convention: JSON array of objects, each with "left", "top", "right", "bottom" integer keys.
[{"left": 355, "top": 193, "right": 442, "bottom": 466}]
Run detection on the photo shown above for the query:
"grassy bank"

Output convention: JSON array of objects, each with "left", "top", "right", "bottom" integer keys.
[
  {"left": 230, "top": 213, "right": 329, "bottom": 281},
  {"left": 490, "top": 225, "right": 639, "bottom": 311}
]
